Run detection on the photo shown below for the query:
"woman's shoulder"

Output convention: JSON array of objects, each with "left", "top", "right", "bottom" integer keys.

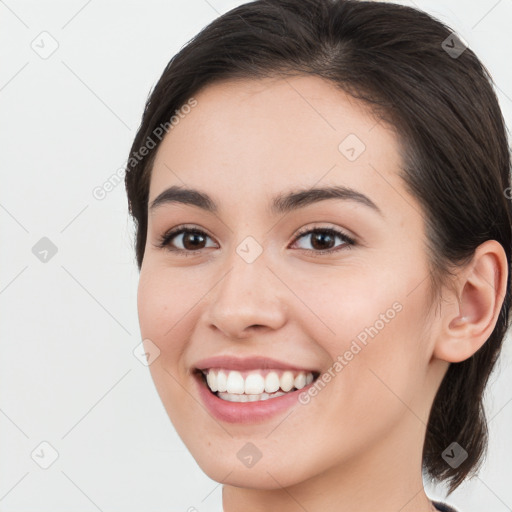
[{"left": 433, "top": 500, "right": 459, "bottom": 512}]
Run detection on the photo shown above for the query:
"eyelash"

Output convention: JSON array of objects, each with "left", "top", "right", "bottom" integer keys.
[{"left": 155, "top": 224, "right": 356, "bottom": 257}]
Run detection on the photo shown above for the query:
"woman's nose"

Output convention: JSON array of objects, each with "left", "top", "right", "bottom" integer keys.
[{"left": 202, "top": 248, "right": 288, "bottom": 340}]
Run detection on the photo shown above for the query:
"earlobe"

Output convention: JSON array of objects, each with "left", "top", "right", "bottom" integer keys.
[{"left": 433, "top": 240, "right": 508, "bottom": 363}]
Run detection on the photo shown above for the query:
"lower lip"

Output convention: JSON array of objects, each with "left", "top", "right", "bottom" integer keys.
[{"left": 194, "top": 372, "right": 316, "bottom": 424}]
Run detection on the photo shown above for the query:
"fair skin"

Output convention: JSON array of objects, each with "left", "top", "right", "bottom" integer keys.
[{"left": 137, "top": 75, "right": 507, "bottom": 512}]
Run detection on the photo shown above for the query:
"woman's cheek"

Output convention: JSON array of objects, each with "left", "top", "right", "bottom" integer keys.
[{"left": 138, "top": 268, "right": 179, "bottom": 331}]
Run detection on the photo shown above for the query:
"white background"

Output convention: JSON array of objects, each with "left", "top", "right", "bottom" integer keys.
[{"left": 1, "top": 1, "right": 511, "bottom": 511}]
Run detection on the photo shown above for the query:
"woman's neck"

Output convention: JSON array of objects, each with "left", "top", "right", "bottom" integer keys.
[{"left": 222, "top": 413, "right": 434, "bottom": 512}]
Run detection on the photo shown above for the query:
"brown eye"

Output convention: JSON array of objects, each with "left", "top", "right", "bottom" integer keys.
[
  {"left": 180, "top": 231, "right": 207, "bottom": 250},
  {"left": 157, "top": 226, "right": 216, "bottom": 254},
  {"left": 156, "top": 224, "right": 355, "bottom": 256},
  {"left": 291, "top": 227, "right": 355, "bottom": 255}
]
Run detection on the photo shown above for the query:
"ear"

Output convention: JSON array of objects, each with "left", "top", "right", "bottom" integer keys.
[{"left": 433, "top": 240, "right": 508, "bottom": 363}]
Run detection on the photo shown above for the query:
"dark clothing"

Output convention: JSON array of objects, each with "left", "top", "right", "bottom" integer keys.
[{"left": 433, "top": 501, "right": 458, "bottom": 512}]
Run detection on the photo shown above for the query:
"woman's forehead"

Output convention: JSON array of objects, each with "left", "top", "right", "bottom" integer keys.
[{"left": 148, "top": 75, "right": 406, "bottom": 210}]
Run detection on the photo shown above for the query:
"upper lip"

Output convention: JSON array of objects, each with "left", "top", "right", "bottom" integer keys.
[{"left": 194, "top": 355, "right": 320, "bottom": 375}]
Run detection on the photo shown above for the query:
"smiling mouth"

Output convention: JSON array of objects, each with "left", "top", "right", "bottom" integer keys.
[{"left": 194, "top": 368, "right": 321, "bottom": 403}]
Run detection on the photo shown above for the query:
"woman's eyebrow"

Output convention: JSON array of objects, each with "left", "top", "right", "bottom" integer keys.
[{"left": 149, "top": 185, "right": 383, "bottom": 217}]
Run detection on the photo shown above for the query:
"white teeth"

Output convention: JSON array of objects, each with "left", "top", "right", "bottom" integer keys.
[
  {"left": 226, "top": 371, "right": 245, "bottom": 394},
  {"left": 245, "top": 373, "right": 265, "bottom": 394},
  {"left": 202, "top": 368, "right": 316, "bottom": 396},
  {"left": 217, "top": 370, "right": 228, "bottom": 393},
  {"left": 294, "top": 372, "right": 306, "bottom": 389},
  {"left": 265, "top": 372, "right": 280, "bottom": 393},
  {"left": 280, "top": 371, "right": 294, "bottom": 392},
  {"left": 206, "top": 371, "right": 217, "bottom": 392},
  {"left": 217, "top": 391, "right": 287, "bottom": 402}
]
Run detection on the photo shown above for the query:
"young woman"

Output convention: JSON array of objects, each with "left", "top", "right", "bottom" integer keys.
[{"left": 124, "top": 1, "right": 511, "bottom": 510}]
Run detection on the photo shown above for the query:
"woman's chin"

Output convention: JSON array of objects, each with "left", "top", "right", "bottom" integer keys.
[{"left": 201, "top": 463, "right": 304, "bottom": 490}]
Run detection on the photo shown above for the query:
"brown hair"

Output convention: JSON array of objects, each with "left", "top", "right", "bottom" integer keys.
[{"left": 124, "top": 0, "right": 512, "bottom": 493}]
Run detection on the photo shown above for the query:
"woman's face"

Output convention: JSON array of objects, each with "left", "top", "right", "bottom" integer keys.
[{"left": 137, "top": 75, "right": 448, "bottom": 489}]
